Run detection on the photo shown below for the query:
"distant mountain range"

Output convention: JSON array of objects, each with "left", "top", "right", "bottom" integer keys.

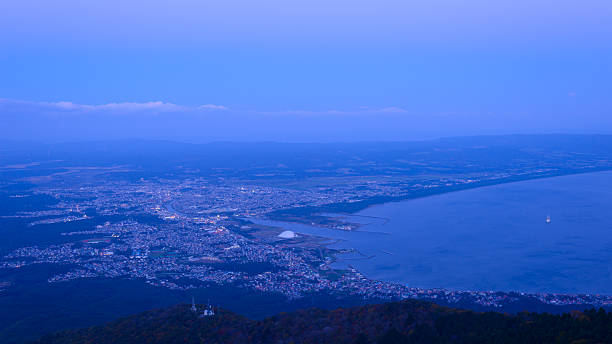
[{"left": 37, "top": 299, "right": 612, "bottom": 344}]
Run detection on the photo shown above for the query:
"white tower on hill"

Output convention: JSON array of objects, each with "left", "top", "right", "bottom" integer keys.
[{"left": 191, "top": 296, "right": 197, "bottom": 313}]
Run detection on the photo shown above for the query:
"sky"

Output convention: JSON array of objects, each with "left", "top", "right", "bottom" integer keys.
[{"left": 1, "top": 0, "right": 611, "bottom": 142}]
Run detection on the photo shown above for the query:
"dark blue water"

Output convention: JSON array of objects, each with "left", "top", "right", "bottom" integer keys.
[{"left": 258, "top": 171, "right": 612, "bottom": 295}]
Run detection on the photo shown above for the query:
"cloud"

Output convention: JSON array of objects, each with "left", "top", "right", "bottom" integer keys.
[
  {"left": 45, "top": 100, "right": 186, "bottom": 112},
  {"left": 0, "top": 98, "right": 409, "bottom": 117},
  {"left": 0, "top": 98, "right": 227, "bottom": 114},
  {"left": 198, "top": 104, "right": 228, "bottom": 111},
  {"left": 377, "top": 107, "right": 409, "bottom": 113}
]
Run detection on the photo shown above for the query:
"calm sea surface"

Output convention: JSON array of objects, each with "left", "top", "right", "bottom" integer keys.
[{"left": 255, "top": 171, "right": 612, "bottom": 295}]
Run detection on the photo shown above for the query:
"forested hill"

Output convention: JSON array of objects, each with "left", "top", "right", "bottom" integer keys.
[{"left": 37, "top": 299, "right": 612, "bottom": 344}]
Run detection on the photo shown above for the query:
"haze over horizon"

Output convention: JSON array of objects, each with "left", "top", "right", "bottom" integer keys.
[{"left": 2, "top": 0, "right": 611, "bottom": 142}]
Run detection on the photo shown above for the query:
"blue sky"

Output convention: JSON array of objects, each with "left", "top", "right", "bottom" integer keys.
[{"left": 1, "top": 0, "right": 611, "bottom": 142}]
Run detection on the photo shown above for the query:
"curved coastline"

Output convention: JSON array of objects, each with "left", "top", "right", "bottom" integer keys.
[
  {"left": 266, "top": 167, "right": 612, "bottom": 224},
  {"left": 262, "top": 169, "right": 612, "bottom": 296}
]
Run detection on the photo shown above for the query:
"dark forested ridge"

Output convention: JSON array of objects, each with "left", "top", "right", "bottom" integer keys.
[{"left": 37, "top": 299, "right": 612, "bottom": 344}]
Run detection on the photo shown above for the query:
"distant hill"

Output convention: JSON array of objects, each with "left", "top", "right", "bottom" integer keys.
[{"left": 37, "top": 299, "right": 612, "bottom": 343}]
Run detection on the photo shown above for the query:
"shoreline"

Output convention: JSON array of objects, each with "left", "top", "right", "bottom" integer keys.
[
  {"left": 266, "top": 167, "right": 612, "bottom": 227},
  {"left": 259, "top": 168, "right": 612, "bottom": 299}
]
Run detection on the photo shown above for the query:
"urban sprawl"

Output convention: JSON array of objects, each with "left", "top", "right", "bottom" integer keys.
[{"left": 2, "top": 170, "right": 612, "bottom": 309}]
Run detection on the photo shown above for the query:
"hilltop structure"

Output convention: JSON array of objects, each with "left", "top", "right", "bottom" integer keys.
[
  {"left": 190, "top": 297, "right": 197, "bottom": 313},
  {"left": 190, "top": 297, "right": 215, "bottom": 317},
  {"left": 200, "top": 299, "right": 215, "bottom": 318}
]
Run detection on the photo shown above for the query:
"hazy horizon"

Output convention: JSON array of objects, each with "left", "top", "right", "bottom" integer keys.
[
  {"left": 1, "top": 96, "right": 611, "bottom": 143},
  {"left": 3, "top": 132, "right": 612, "bottom": 146},
  {"left": 2, "top": 1, "right": 612, "bottom": 142}
]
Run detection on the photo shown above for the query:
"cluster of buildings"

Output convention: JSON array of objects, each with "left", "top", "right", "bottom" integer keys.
[{"left": 2, "top": 172, "right": 612, "bottom": 309}]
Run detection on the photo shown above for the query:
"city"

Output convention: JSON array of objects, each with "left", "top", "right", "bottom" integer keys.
[{"left": 3, "top": 161, "right": 612, "bottom": 311}]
